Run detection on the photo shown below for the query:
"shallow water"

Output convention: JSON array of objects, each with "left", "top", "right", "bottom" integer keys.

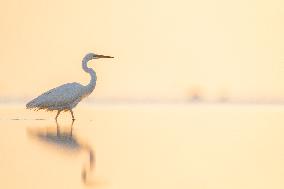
[{"left": 1, "top": 104, "right": 284, "bottom": 189}]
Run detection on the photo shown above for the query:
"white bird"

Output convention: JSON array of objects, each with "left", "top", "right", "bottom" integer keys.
[{"left": 26, "top": 53, "right": 114, "bottom": 120}]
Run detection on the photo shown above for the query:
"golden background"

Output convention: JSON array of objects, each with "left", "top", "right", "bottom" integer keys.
[{"left": 0, "top": 0, "right": 283, "bottom": 101}]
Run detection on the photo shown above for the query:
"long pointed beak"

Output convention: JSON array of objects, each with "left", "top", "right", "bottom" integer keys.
[{"left": 96, "top": 54, "right": 114, "bottom": 58}]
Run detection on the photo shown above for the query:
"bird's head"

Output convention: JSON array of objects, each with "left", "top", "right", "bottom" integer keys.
[{"left": 84, "top": 53, "right": 114, "bottom": 61}]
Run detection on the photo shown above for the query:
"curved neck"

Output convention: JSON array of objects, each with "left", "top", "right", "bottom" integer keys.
[{"left": 82, "top": 58, "right": 97, "bottom": 90}]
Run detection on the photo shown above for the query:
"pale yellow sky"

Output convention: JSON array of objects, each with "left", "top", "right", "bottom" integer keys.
[{"left": 0, "top": 0, "right": 283, "bottom": 101}]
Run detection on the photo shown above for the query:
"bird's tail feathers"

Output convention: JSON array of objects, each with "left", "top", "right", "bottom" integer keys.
[
  {"left": 26, "top": 98, "right": 41, "bottom": 109},
  {"left": 26, "top": 101, "right": 36, "bottom": 109}
]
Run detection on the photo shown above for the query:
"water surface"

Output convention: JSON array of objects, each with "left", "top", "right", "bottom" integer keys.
[{"left": 0, "top": 104, "right": 284, "bottom": 189}]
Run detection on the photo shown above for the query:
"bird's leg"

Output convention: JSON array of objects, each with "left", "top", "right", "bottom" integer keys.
[
  {"left": 70, "top": 119, "right": 75, "bottom": 136},
  {"left": 70, "top": 109, "right": 75, "bottom": 120},
  {"left": 55, "top": 110, "right": 61, "bottom": 121}
]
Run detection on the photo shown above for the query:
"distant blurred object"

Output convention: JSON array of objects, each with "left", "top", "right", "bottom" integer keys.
[
  {"left": 187, "top": 86, "right": 203, "bottom": 102},
  {"left": 218, "top": 88, "right": 230, "bottom": 103}
]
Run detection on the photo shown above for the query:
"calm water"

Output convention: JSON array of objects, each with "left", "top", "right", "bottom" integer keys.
[{"left": 0, "top": 104, "right": 284, "bottom": 189}]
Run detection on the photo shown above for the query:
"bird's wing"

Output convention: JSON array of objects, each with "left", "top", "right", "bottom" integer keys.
[{"left": 26, "top": 82, "right": 85, "bottom": 110}]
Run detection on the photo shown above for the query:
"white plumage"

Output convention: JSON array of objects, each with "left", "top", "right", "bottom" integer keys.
[
  {"left": 26, "top": 53, "right": 114, "bottom": 120},
  {"left": 27, "top": 82, "right": 85, "bottom": 110}
]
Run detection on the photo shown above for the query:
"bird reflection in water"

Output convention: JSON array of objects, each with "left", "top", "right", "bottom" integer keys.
[{"left": 27, "top": 120, "right": 95, "bottom": 184}]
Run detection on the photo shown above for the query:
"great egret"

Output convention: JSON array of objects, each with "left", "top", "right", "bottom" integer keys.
[{"left": 26, "top": 53, "right": 114, "bottom": 120}]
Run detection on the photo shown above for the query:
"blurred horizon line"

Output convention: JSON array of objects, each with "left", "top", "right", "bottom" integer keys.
[{"left": 1, "top": 97, "right": 284, "bottom": 105}]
